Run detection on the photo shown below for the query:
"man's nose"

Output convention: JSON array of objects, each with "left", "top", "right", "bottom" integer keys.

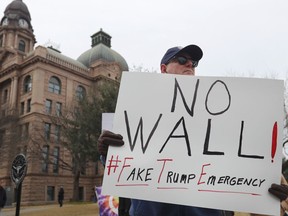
[{"left": 185, "top": 59, "right": 193, "bottom": 68}]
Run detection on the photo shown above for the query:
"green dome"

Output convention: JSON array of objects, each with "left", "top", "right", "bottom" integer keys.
[{"left": 77, "top": 44, "right": 128, "bottom": 71}]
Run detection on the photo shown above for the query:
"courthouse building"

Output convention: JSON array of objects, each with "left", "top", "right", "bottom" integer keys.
[{"left": 0, "top": 0, "right": 128, "bottom": 205}]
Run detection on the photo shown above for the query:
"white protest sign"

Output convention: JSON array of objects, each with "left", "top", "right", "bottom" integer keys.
[
  {"left": 102, "top": 113, "right": 114, "bottom": 131},
  {"left": 102, "top": 72, "right": 284, "bottom": 215}
]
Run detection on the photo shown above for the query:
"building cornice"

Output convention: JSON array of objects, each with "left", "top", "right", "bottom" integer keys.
[{"left": 0, "top": 47, "right": 92, "bottom": 80}]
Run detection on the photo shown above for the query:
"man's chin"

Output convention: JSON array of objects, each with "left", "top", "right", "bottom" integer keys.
[{"left": 183, "top": 70, "right": 194, "bottom": 75}]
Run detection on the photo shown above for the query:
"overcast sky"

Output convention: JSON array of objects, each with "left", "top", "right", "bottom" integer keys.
[{"left": 1, "top": 0, "right": 288, "bottom": 79}]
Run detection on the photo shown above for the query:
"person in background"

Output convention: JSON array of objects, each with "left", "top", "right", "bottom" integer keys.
[
  {"left": 0, "top": 180, "right": 7, "bottom": 216},
  {"left": 98, "top": 44, "right": 288, "bottom": 216},
  {"left": 58, "top": 186, "right": 64, "bottom": 207}
]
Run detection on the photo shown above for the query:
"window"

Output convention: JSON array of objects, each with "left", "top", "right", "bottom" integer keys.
[
  {"left": 20, "top": 102, "right": 25, "bottom": 115},
  {"left": 24, "top": 76, "right": 32, "bottom": 93},
  {"left": 22, "top": 123, "right": 29, "bottom": 140},
  {"left": 18, "top": 125, "right": 22, "bottom": 139},
  {"left": 42, "top": 145, "right": 49, "bottom": 173},
  {"left": 0, "top": 130, "right": 4, "bottom": 147},
  {"left": 44, "top": 123, "right": 51, "bottom": 140},
  {"left": 47, "top": 186, "right": 55, "bottom": 201},
  {"left": 55, "top": 102, "right": 62, "bottom": 116},
  {"left": 76, "top": 85, "right": 86, "bottom": 99},
  {"left": 53, "top": 147, "right": 59, "bottom": 174},
  {"left": 48, "top": 76, "right": 61, "bottom": 94},
  {"left": 45, "top": 100, "right": 52, "bottom": 114},
  {"left": 78, "top": 187, "right": 84, "bottom": 201},
  {"left": 27, "top": 99, "right": 31, "bottom": 113},
  {"left": 3, "top": 89, "right": 8, "bottom": 103},
  {"left": 18, "top": 40, "right": 25, "bottom": 52},
  {"left": 55, "top": 125, "right": 61, "bottom": 143}
]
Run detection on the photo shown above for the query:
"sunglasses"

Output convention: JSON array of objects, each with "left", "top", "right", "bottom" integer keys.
[{"left": 169, "top": 56, "right": 198, "bottom": 68}]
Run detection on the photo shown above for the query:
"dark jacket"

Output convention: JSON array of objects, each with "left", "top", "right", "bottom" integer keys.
[
  {"left": 129, "top": 199, "right": 229, "bottom": 216},
  {"left": 0, "top": 186, "right": 7, "bottom": 208},
  {"left": 119, "top": 197, "right": 131, "bottom": 216}
]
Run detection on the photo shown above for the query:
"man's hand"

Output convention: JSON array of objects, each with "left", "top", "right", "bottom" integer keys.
[
  {"left": 268, "top": 175, "right": 288, "bottom": 215},
  {"left": 97, "top": 130, "right": 124, "bottom": 156},
  {"left": 269, "top": 183, "right": 288, "bottom": 201}
]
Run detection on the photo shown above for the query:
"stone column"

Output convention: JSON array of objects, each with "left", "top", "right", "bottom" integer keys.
[
  {"left": 14, "top": 34, "right": 18, "bottom": 49},
  {"left": 31, "top": 69, "right": 45, "bottom": 113},
  {"left": 9, "top": 76, "right": 18, "bottom": 113},
  {"left": 2, "top": 34, "right": 6, "bottom": 47}
]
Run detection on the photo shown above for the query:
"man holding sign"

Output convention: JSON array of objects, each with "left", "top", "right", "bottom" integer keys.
[{"left": 98, "top": 44, "right": 288, "bottom": 215}]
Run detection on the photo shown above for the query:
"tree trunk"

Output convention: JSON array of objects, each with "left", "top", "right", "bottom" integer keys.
[{"left": 72, "top": 170, "right": 80, "bottom": 201}]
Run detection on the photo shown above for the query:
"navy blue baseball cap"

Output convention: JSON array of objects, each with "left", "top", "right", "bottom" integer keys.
[{"left": 160, "top": 44, "right": 203, "bottom": 65}]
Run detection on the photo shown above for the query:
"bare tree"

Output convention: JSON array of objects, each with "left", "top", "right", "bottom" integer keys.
[
  {"left": 30, "top": 80, "right": 119, "bottom": 200},
  {"left": 0, "top": 110, "right": 27, "bottom": 177},
  {"left": 129, "top": 65, "right": 158, "bottom": 73}
]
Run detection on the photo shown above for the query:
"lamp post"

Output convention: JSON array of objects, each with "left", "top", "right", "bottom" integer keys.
[{"left": 10, "top": 154, "right": 27, "bottom": 216}]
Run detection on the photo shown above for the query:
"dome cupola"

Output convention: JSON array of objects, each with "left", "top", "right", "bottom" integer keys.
[
  {"left": 4, "top": 0, "right": 31, "bottom": 20},
  {"left": 77, "top": 29, "right": 128, "bottom": 71},
  {"left": 1, "top": 0, "right": 32, "bottom": 30}
]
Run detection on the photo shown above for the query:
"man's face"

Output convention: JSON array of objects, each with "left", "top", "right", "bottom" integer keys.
[{"left": 161, "top": 53, "right": 196, "bottom": 76}]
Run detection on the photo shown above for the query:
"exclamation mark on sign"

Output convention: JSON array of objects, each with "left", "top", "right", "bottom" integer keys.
[{"left": 271, "top": 122, "right": 278, "bottom": 163}]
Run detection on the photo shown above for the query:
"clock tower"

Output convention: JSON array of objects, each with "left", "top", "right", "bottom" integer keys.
[
  {"left": 0, "top": 0, "right": 128, "bottom": 206},
  {"left": 0, "top": 0, "right": 36, "bottom": 64}
]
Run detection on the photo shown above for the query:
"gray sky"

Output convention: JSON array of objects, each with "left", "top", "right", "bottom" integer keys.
[{"left": 1, "top": 0, "right": 288, "bottom": 78}]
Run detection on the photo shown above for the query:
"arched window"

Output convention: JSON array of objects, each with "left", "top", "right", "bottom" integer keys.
[
  {"left": 48, "top": 76, "right": 61, "bottom": 94},
  {"left": 18, "top": 40, "right": 26, "bottom": 52},
  {"left": 76, "top": 85, "right": 86, "bottom": 99},
  {"left": 23, "top": 75, "right": 32, "bottom": 93}
]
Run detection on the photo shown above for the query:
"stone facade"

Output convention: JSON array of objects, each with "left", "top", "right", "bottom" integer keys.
[{"left": 0, "top": 0, "right": 127, "bottom": 205}]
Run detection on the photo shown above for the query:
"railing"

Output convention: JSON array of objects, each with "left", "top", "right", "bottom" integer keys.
[{"left": 46, "top": 53, "right": 89, "bottom": 74}]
